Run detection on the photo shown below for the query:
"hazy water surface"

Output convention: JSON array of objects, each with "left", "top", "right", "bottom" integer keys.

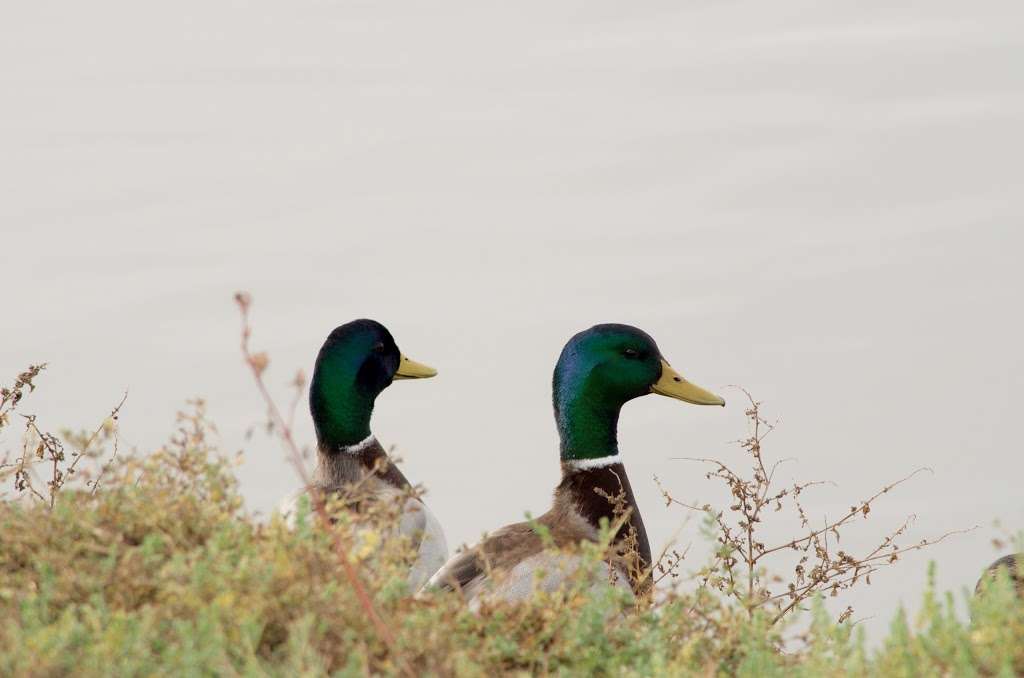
[{"left": 3, "top": 0, "right": 1023, "bottom": 641}]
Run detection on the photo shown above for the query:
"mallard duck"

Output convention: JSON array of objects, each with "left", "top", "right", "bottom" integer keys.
[
  {"left": 425, "top": 323, "right": 724, "bottom": 605},
  {"left": 975, "top": 553, "right": 1024, "bottom": 598},
  {"left": 280, "top": 319, "right": 447, "bottom": 590}
]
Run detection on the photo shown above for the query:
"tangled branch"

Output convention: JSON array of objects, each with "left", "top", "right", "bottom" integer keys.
[{"left": 658, "top": 388, "right": 974, "bottom": 625}]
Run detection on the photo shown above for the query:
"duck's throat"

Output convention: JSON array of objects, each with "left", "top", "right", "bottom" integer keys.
[
  {"left": 556, "top": 395, "right": 622, "bottom": 462},
  {"left": 313, "top": 435, "right": 411, "bottom": 491},
  {"left": 309, "top": 371, "right": 375, "bottom": 449}
]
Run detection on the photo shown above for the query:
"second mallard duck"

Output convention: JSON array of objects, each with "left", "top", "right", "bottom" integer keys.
[
  {"left": 426, "top": 323, "right": 724, "bottom": 605},
  {"left": 281, "top": 319, "right": 447, "bottom": 590}
]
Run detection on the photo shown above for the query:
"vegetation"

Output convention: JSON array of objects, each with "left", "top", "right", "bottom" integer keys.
[{"left": 0, "top": 309, "right": 1020, "bottom": 675}]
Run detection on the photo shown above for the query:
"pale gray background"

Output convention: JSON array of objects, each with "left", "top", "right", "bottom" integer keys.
[{"left": 3, "top": 0, "right": 1022, "bottom": 641}]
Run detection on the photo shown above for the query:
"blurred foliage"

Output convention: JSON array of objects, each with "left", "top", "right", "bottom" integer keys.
[{"left": 0, "top": 370, "right": 1020, "bottom": 676}]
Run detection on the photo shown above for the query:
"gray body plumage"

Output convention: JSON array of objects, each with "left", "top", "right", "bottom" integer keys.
[{"left": 279, "top": 437, "right": 447, "bottom": 591}]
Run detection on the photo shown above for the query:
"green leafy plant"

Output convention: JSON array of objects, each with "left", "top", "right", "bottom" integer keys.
[{"left": 0, "top": 305, "right": 1019, "bottom": 675}]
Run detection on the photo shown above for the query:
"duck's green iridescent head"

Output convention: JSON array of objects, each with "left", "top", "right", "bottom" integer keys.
[
  {"left": 310, "top": 319, "right": 436, "bottom": 450},
  {"left": 552, "top": 324, "right": 724, "bottom": 462}
]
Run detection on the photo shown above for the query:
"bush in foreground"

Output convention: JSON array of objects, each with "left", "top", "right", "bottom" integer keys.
[{"left": 0, "top": 368, "right": 1021, "bottom": 675}]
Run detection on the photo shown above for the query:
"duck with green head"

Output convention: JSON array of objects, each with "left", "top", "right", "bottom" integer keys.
[
  {"left": 426, "top": 323, "right": 723, "bottom": 605},
  {"left": 280, "top": 319, "right": 447, "bottom": 589}
]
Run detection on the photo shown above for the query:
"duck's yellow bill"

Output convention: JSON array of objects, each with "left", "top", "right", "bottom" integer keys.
[
  {"left": 651, "top": 360, "right": 725, "bottom": 406},
  {"left": 394, "top": 354, "right": 437, "bottom": 379}
]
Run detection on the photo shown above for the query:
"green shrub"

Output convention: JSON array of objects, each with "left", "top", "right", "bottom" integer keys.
[{"left": 1, "top": 371, "right": 1021, "bottom": 676}]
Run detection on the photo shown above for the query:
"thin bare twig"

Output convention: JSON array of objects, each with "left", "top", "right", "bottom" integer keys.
[
  {"left": 71, "top": 391, "right": 128, "bottom": 479},
  {"left": 90, "top": 417, "right": 122, "bottom": 496},
  {"left": 660, "top": 390, "right": 968, "bottom": 626}
]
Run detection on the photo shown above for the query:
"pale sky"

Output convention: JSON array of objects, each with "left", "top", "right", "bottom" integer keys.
[{"left": 3, "top": 0, "right": 1022, "bottom": 641}]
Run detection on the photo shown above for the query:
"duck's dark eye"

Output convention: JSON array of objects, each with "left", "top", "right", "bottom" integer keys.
[
  {"left": 622, "top": 348, "right": 639, "bottom": 359},
  {"left": 372, "top": 342, "right": 386, "bottom": 353}
]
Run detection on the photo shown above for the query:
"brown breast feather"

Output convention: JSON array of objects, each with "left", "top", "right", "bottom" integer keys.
[{"left": 433, "top": 463, "right": 652, "bottom": 597}]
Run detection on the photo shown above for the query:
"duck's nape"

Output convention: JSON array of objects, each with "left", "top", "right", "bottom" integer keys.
[
  {"left": 552, "top": 323, "right": 724, "bottom": 462},
  {"left": 309, "top": 319, "right": 436, "bottom": 449}
]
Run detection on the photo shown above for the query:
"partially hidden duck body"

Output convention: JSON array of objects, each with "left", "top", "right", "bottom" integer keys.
[
  {"left": 281, "top": 319, "right": 447, "bottom": 590},
  {"left": 426, "top": 324, "right": 724, "bottom": 607},
  {"left": 975, "top": 553, "right": 1024, "bottom": 600}
]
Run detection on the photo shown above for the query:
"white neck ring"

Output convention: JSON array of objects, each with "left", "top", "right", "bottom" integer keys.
[
  {"left": 339, "top": 434, "right": 377, "bottom": 455},
  {"left": 563, "top": 454, "right": 623, "bottom": 471}
]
